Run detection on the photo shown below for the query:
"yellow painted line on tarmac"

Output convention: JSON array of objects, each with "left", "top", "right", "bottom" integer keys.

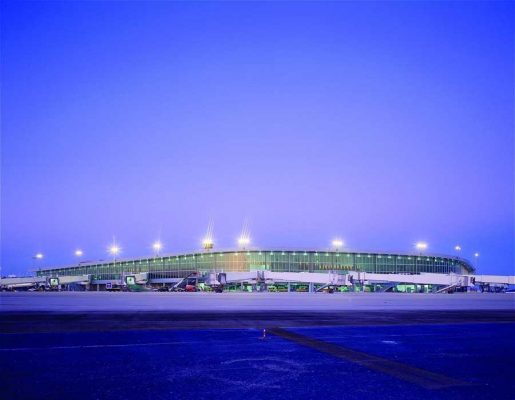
[{"left": 269, "top": 328, "right": 471, "bottom": 390}]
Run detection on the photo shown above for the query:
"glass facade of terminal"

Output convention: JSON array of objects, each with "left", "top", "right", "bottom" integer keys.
[{"left": 37, "top": 250, "right": 473, "bottom": 281}]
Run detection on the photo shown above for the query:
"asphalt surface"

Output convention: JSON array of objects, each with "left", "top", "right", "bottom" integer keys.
[
  {"left": 1, "top": 292, "right": 513, "bottom": 399},
  {"left": 1, "top": 309, "right": 514, "bottom": 333},
  {"left": 1, "top": 324, "right": 513, "bottom": 400},
  {"left": 1, "top": 291, "right": 514, "bottom": 311}
]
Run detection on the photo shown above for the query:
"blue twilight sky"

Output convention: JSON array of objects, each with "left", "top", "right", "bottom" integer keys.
[{"left": 1, "top": 1, "right": 513, "bottom": 276}]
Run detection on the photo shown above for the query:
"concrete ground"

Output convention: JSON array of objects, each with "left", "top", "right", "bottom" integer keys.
[
  {"left": 1, "top": 324, "right": 514, "bottom": 400},
  {"left": 1, "top": 292, "right": 514, "bottom": 399},
  {"left": 1, "top": 291, "right": 514, "bottom": 312}
]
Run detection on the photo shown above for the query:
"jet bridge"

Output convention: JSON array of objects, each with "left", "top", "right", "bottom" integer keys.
[
  {"left": 0, "top": 275, "right": 91, "bottom": 290},
  {"left": 348, "top": 272, "right": 476, "bottom": 287},
  {"left": 202, "top": 270, "right": 515, "bottom": 292},
  {"left": 0, "top": 276, "right": 46, "bottom": 289},
  {"left": 471, "top": 275, "right": 515, "bottom": 285},
  {"left": 204, "top": 270, "right": 353, "bottom": 288}
]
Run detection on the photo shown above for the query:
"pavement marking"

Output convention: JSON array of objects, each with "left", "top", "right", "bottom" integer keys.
[
  {"left": 269, "top": 328, "right": 471, "bottom": 390},
  {"left": 0, "top": 341, "right": 189, "bottom": 351}
]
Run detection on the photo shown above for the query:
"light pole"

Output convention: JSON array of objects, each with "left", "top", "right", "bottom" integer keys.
[
  {"left": 152, "top": 241, "right": 162, "bottom": 257},
  {"left": 238, "top": 236, "right": 250, "bottom": 250},
  {"left": 108, "top": 243, "right": 121, "bottom": 287},
  {"left": 202, "top": 237, "right": 214, "bottom": 252},
  {"left": 109, "top": 244, "right": 120, "bottom": 262},
  {"left": 32, "top": 253, "right": 44, "bottom": 270},
  {"left": 474, "top": 252, "right": 479, "bottom": 270},
  {"left": 203, "top": 220, "right": 215, "bottom": 252},
  {"left": 415, "top": 242, "right": 428, "bottom": 255},
  {"left": 332, "top": 239, "right": 344, "bottom": 252},
  {"left": 69, "top": 250, "right": 84, "bottom": 290}
]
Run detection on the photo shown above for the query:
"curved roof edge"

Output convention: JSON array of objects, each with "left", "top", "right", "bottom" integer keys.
[{"left": 39, "top": 248, "right": 475, "bottom": 274}]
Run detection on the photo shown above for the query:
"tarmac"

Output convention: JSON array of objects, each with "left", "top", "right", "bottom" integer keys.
[
  {"left": 1, "top": 292, "right": 514, "bottom": 399},
  {"left": 1, "top": 291, "right": 514, "bottom": 312},
  {"left": 1, "top": 292, "right": 513, "bottom": 333}
]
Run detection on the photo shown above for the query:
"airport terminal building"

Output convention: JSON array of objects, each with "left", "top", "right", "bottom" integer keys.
[
  {"left": 37, "top": 249, "right": 473, "bottom": 281},
  {"left": 6, "top": 249, "right": 515, "bottom": 292},
  {"left": 26, "top": 249, "right": 478, "bottom": 292}
]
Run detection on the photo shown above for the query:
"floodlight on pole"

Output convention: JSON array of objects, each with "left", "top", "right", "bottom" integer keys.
[
  {"left": 454, "top": 245, "right": 461, "bottom": 252},
  {"left": 202, "top": 237, "right": 214, "bottom": 251},
  {"left": 74, "top": 249, "right": 83, "bottom": 257},
  {"left": 202, "top": 220, "right": 215, "bottom": 251},
  {"left": 238, "top": 219, "right": 251, "bottom": 250},
  {"left": 332, "top": 239, "right": 344, "bottom": 251},
  {"left": 32, "top": 253, "right": 44, "bottom": 270},
  {"left": 238, "top": 236, "right": 250, "bottom": 250},
  {"left": 415, "top": 242, "right": 428, "bottom": 254},
  {"left": 473, "top": 252, "right": 480, "bottom": 270},
  {"left": 109, "top": 244, "right": 120, "bottom": 261},
  {"left": 152, "top": 241, "right": 162, "bottom": 257}
]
